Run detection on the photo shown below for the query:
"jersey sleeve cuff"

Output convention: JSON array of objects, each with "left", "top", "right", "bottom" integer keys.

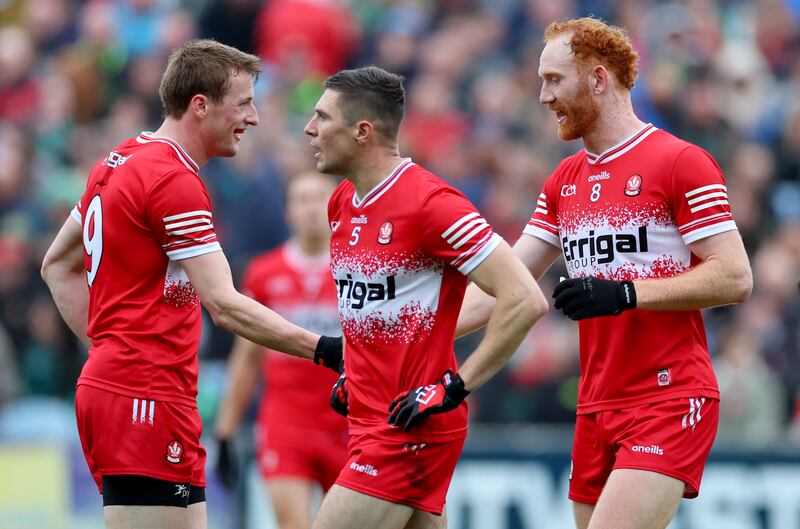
[
  {"left": 681, "top": 221, "right": 738, "bottom": 245},
  {"left": 70, "top": 206, "right": 82, "bottom": 225},
  {"left": 167, "top": 242, "right": 222, "bottom": 260},
  {"left": 457, "top": 233, "right": 502, "bottom": 275},
  {"left": 522, "top": 225, "right": 560, "bottom": 248}
]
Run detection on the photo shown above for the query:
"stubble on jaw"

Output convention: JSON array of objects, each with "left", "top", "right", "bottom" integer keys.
[{"left": 556, "top": 76, "right": 600, "bottom": 141}]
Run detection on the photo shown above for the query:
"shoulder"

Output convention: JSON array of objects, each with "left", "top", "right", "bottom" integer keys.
[
  {"left": 647, "top": 129, "right": 715, "bottom": 162},
  {"left": 146, "top": 167, "right": 206, "bottom": 198},
  {"left": 641, "top": 131, "right": 723, "bottom": 180},
  {"left": 408, "top": 164, "right": 468, "bottom": 202},
  {"left": 132, "top": 133, "right": 202, "bottom": 183}
]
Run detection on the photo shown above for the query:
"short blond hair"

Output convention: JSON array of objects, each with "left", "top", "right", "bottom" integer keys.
[
  {"left": 159, "top": 39, "right": 262, "bottom": 118},
  {"left": 544, "top": 17, "right": 638, "bottom": 90}
]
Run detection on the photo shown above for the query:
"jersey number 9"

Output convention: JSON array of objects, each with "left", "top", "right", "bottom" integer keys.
[{"left": 83, "top": 195, "right": 104, "bottom": 287}]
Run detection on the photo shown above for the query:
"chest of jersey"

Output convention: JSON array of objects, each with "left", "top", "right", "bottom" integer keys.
[
  {"left": 328, "top": 201, "right": 444, "bottom": 344},
  {"left": 554, "top": 162, "right": 688, "bottom": 280}
]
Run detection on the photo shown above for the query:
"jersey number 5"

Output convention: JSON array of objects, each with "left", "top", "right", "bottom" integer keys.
[
  {"left": 83, "top": 195, "right": 104, "bottom": 287},
  {"left": 349, "top": 226, "right": 361, "bottom": 246}
]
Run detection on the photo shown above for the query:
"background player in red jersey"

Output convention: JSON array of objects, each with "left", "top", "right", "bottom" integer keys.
[
  {"left": 39, "top": 40, "right": 343, "bottom": 529},
  {"left": 303, "top": 66, "right": 549, "bottom": 529},
  {"left": 213, "top": 171, "right": 348, "bottom": 529},
  {"left": 457, "top": 17, "right": 753, "bottom": 529}
]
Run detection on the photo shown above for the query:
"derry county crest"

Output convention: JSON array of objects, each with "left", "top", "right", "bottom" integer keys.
[
  {"left": 625, "top": 174, "right": 643, "bottom": 196},
  {"left": 166, "top": 440, "right": 184, "bottom": 464},
  {"left": 378, "top": 221, "right": 393, "bottom": 244}
]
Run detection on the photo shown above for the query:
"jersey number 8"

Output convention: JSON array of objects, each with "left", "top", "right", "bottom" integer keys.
[{"left": 83, "top": 195, "right": 104, "bottom": 287}]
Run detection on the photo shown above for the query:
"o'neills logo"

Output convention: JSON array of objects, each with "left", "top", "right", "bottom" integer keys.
[
  {"left": 632, "top": 444, "right": 664, "bottom": 455},
  {"left": 350, "top": 462, "right": 379, "bottom": 476}
]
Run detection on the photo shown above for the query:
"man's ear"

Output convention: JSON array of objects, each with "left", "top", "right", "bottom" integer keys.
[
  {"left": 591, "top": 65, "right": 609, "bottom": 95},
  {"left": 190, "top": 94, "right": 209, "bottom": 118},
  {"left": 354, "top": 120, "right": 374, "bottom": 145}
]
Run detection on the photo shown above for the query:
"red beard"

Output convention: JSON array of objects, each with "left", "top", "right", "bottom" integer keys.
[{"left": 553, "top": 79, "right": 600, "bottom": 141}]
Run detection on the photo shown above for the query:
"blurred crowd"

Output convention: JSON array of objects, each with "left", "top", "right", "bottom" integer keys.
[{"left": 0, "top": 0, "right": 798, "bottom": 448}]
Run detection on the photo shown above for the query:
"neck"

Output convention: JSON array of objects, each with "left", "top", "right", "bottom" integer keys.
[
  {"left": 295, "top": 235, "right": 329, "bottom": 257},
  {"left": 152, "top": 118, "right": 209, "bottom": 167},
  {"left": 582, "top": 98, "right": 646, "bottom": 154},
  {"left": 346, "top": 146, "right": 404, "bottom": 198}
]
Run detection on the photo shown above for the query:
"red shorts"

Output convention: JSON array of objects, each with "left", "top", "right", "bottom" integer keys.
[
  {"left": 335, "top": 431, "right": 466, "bottom": 515},
  {"left": 75, "top": 385, "right": 206, "bottom": 492},
  {"left": 569, "top": 397, "right": 719, "bottom": 504},
  {"left": 255, "top": 426, "right": 348, "bottom": 492}
]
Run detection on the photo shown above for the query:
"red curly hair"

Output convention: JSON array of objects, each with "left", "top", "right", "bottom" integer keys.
[{"left": 544, "top": 17, "right": 638, "bottom": 90}]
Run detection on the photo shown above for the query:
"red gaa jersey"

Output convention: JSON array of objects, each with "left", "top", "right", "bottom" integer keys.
[
  {"left": 328, "top": 160, "right": 502, "bottom": 440},
  {"left": 525, "top": 125, "right": 734, "bottom": 413},
  {"left": 71, "top": 132, "right": 221, "bottom": 406},
  {"left": 241, "top": 242, "right": 346, "bottom": 438}
]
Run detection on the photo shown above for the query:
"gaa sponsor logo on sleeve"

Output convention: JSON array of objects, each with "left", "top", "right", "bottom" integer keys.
[
  {"left": 102, "top": 151, "right": 129, "bottom": 168},
  {"left": 657, "top": 368, "right": 671, "bottom": 387}
]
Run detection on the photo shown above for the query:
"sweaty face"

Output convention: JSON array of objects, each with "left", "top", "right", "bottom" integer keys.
[
  {"left": 539, "top": 34, "right": 600, "bottom": 141},
  {"left": 304, "top": 89, "right": 356, "bottom": 175},
  {"left": 204, "top": 71, "right": 259, "bottom": 158}
]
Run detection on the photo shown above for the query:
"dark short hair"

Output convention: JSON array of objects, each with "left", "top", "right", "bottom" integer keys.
[
  {"left": 159, "top": 39, "right": 262, "bottom": 119},
  {"left": 323, "top": 66, "right": 405, "bottom": 140}
]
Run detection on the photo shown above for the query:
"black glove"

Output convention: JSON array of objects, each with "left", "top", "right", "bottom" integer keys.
[
  {"left": 553, "top": 276, "right": 636, "bottom": 320},
  {"left": 330, "top": 372, "right": 349, "bottom": 417},
  {"left": 215, "top": 437, "right": 239, "bottom": 489},
  {"left": 387, "top": 370, "right": 470, "bottom": 432},
  {"left": 314, "top": 335, "right": 344, "bottom": 374}
]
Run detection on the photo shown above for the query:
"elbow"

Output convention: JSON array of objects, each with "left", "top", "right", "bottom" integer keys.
[
  {"left": 528, "top": 288, "right": 549, "bottom": 323},
  {"left": 40, "top": 253, "right": 57, "bottom": 287},
  {"left": 40, "top": 261, "right": 51, "bottom": 285},
  {"left": 730, "top": 266, "right": 753, "bottom": 304},
  {"left": 202, "top": 293, "right": 238, "bottom": 332},
  {"left": 516, "top": 282, "right": 549, "bottom": 328}
]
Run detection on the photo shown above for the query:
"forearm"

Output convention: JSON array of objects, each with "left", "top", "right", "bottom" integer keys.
[
  {"left": 44, "top": 268, "right": 90, "bottom": 348},
  {"left": 207, "top": 291, "right": 319, "bottom": 360},
  {"left": 455, "top": 235, "right": 559, "bottom": 338},
  {"left": 458, "top": 288, "right": 545, "bottom": 391},
  {"left": 214, "top": 339, "right": 261, "bottom": 439},
  {"left": 454, "top": 283, "right": 497, "bottom": 338},
  {"left": 41, "top": 218, "right": 89, "bottom": 347},
  {"left": 634, "top": 255, "right": 752, "bottom": 311}
]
